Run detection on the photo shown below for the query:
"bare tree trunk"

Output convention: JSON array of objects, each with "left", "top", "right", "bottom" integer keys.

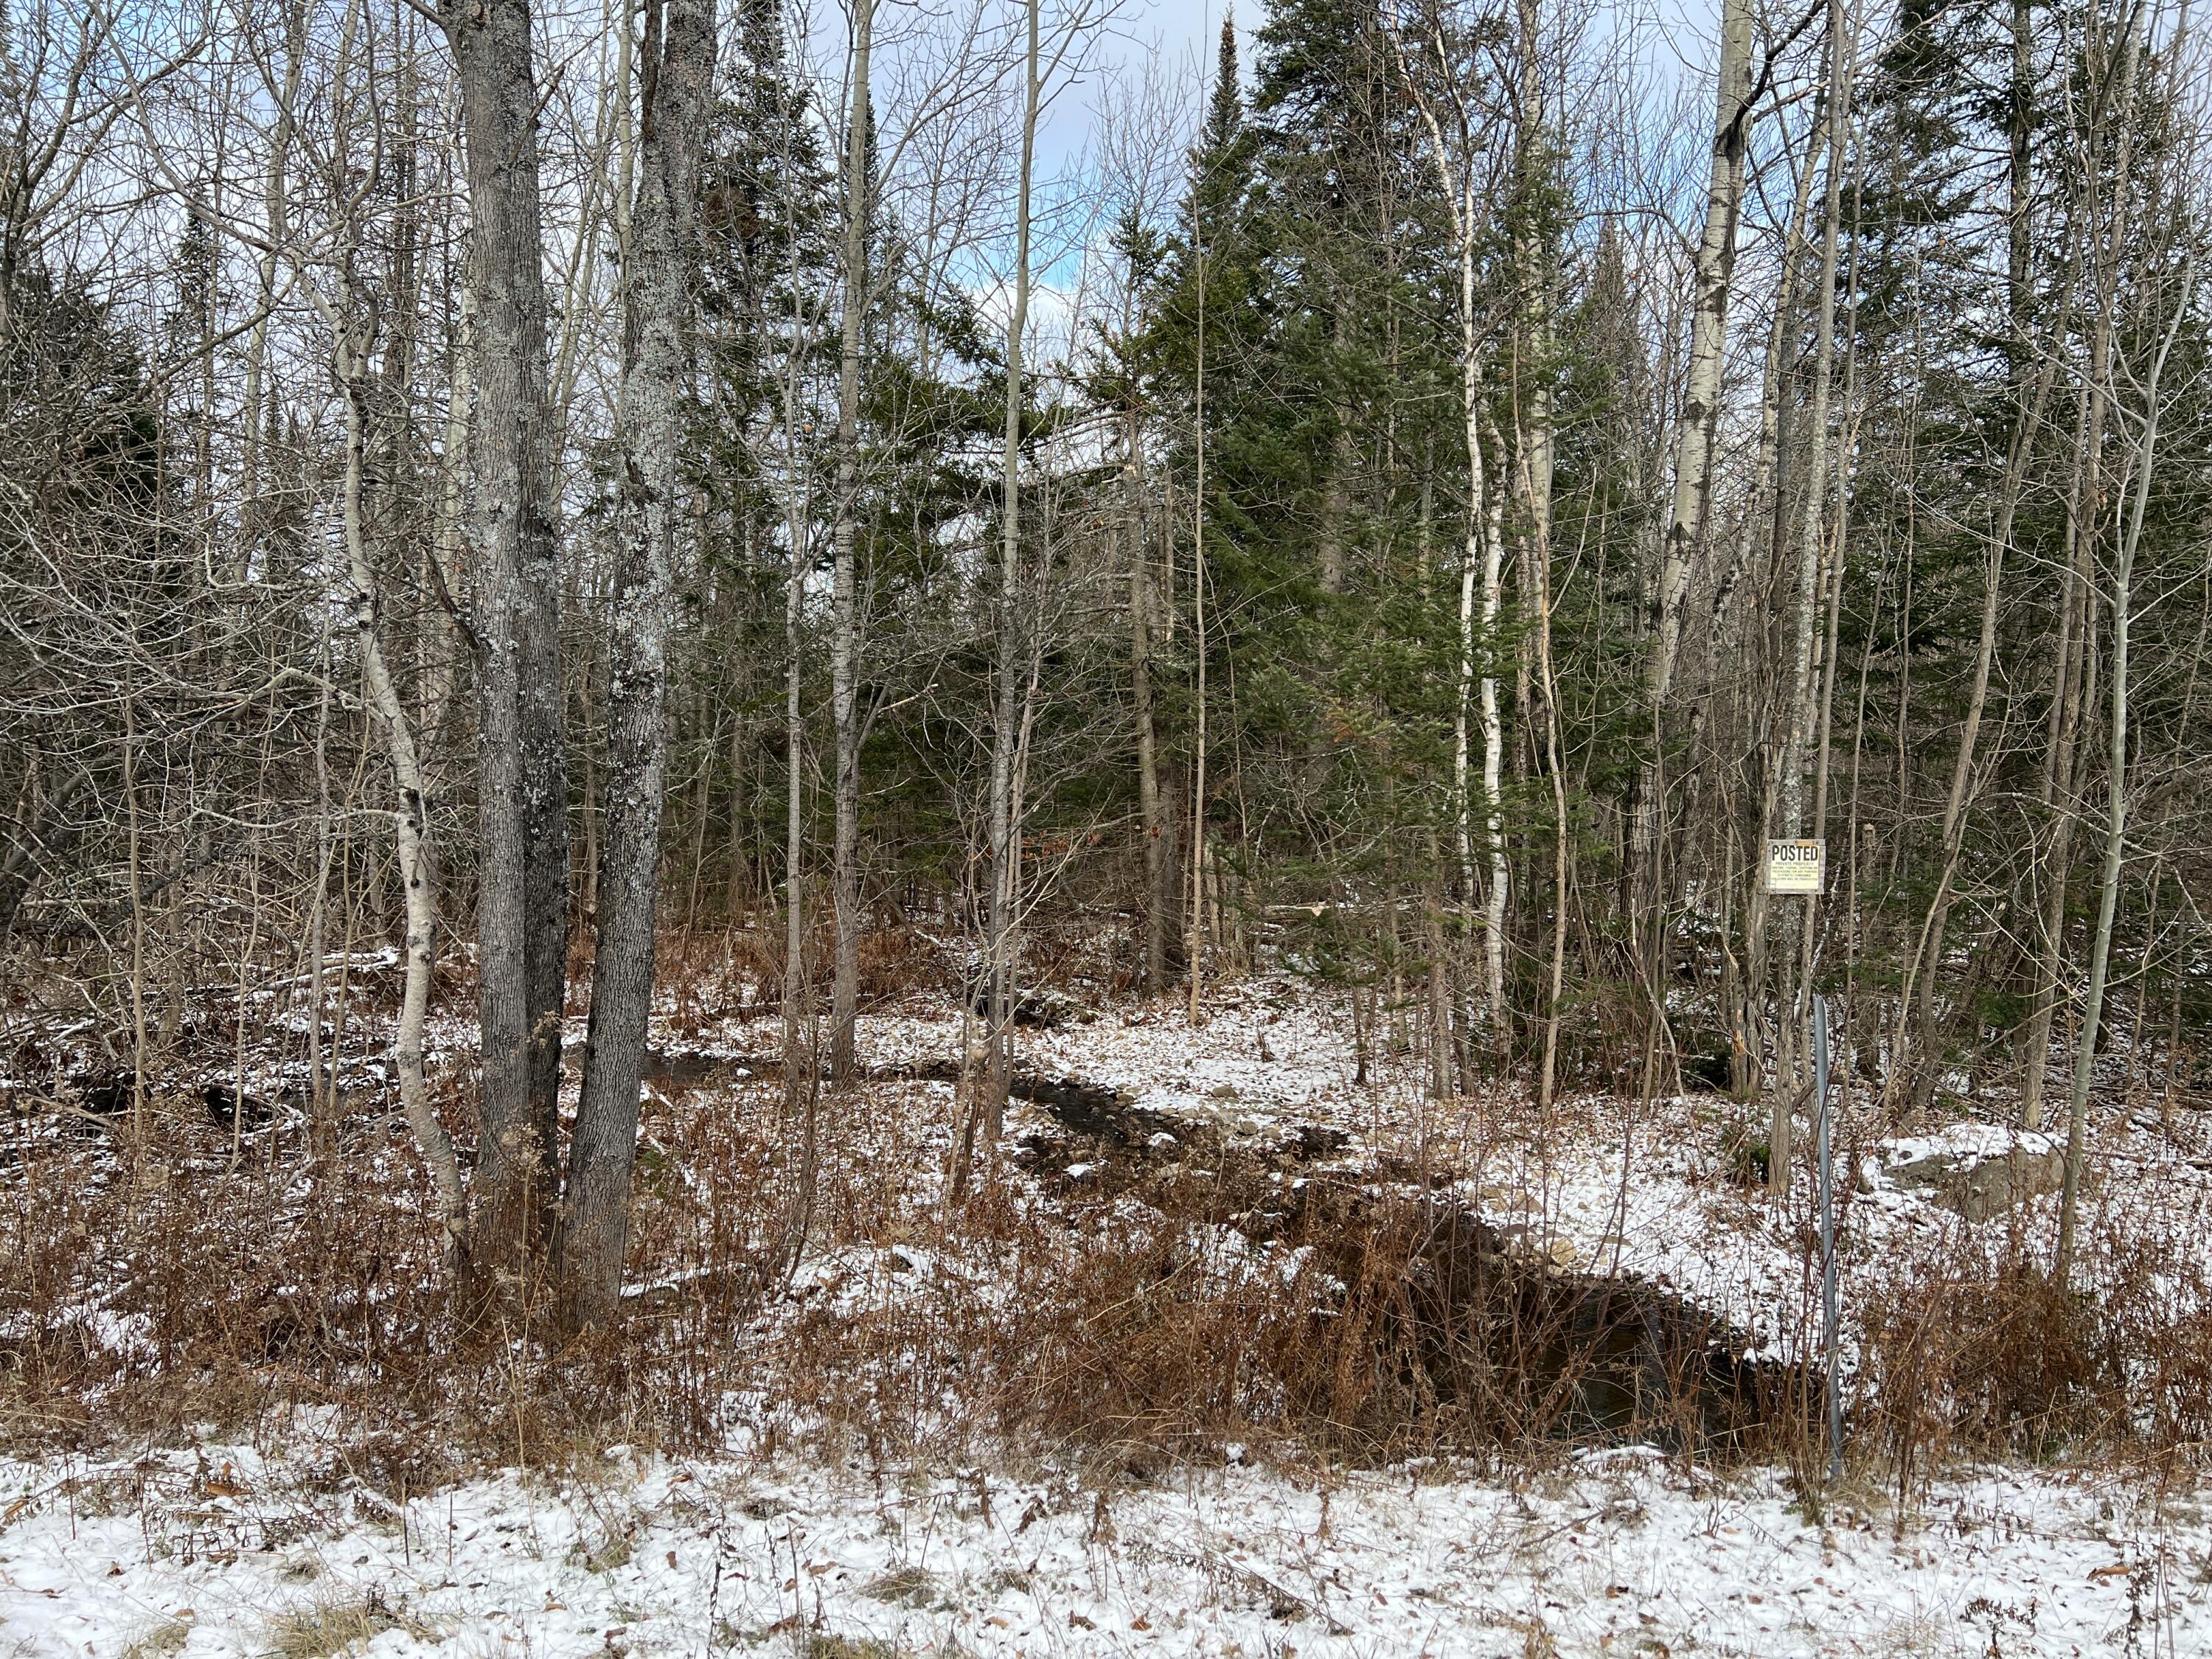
[
  {"left": 1512, "top": 0, "right": 1566, "bottom": 1112},
  {"left": 827, "top": 0, "right": 873, "bottom": 1085},
  {"left": 2025, "top": 27, "right": 2137, "bottom": 1130},
  {"left": 1902, "top": 25, "right": 2050, "bottom": 1101},
  {"left": 1901, "top": 355, "right": 2056, "bottom": 1098},
  {"left": 445, "top": 0, "right": 571, "bottom": 1312},
  {"left": 1451, "top": 437, "right": 1476, "bottom": 970},
  {"left": 1127, "top": 403, "right": 1166, "bottom": 992},
  {"left": 1399, "top": 107, "right": 1500, "bottom": 1051},
  {"left": 237, "top": 0, "right": 304, "bottom": 591},
  {"left": 1534, "top": 530, "right": 1567, "bottom": 1112},
  {"left": 726, "top": 713, "right": 748, "bottom": 919},
  {"left": 1186, "top": 210, "right": 1210, "bottom": 1024},
  {"left": 563, "top": 0, "right": 716, "bottom": 1330},
  {"left": 1633, "top": 0, "right": 1753, "bottom": 959},
  {"left": 1768, "top": 0, "right": 1851, "bottom": 1198},
  {"left": 2023, "top": 383, "right": 2099, "bottom": 1130},
  {"left": 1425, "top": 846, "right": 1453, "bottom": 1099},
  {"left": 1477, "top": 411, "right": 1509, "bottom": 1046},
  {"left": 978, "top": 0, "right": 1040, "bottom": 1138},
  {"left": 1719, "top": 169, "right": 1814, "bottom": 1096},
  {"left": 781, "top": 362, "right": 811, "bottom": 1102},
  {"left": 2056, "top": 274, "right": 2188, "bottom": 1281},
  {"left": 2008, "top": 0, "right": 2033, "bottom": 364},
  {"left": 1415, "top": 458, "right": 1453, "bottom": 1099},
  {"left": 1707, "top": 134, "right": 1819, "bottom": 721},
  {"left": 422, "top": 289, "right": 474, "bottom": 747},
  {"left": 332, "top": 277, "right": 465, "bottom": 1249}
]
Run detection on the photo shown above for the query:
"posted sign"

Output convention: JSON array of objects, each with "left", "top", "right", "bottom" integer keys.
[{"left": 1765, "top": 838, "right": 1826, "bottom": 894}]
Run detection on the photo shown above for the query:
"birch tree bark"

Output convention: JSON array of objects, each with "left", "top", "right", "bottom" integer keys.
[
  {"left": 1632, "top": 0, "right": 1752, "bottom": 973},
  {"left": 1644, "top": 0, "right": 1753, "bottom": 686},
  {"left": 1477, "top": 409, "right": 1509, "bottom": 1043},
  {"left": 333, "top": 281, "right": 466, "bottom": 1252},
  {"left": 1394, "top": 14, "right": 1509, "bottom": 1044}
]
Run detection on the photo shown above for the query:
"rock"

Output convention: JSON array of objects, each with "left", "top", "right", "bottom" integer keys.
[
  {"left": 1281, "top": 1121, "right": 1349, "bottom": 1158},
  {"left": 1873, "top": 1125, "right": 2065, "bottom": 1220},
  {"left": 959, "top": 956, "right": 1077, "bottom": 1028},
  {"left": 1497, "top": 1224, "right": 1582, "bottom": 1269}
]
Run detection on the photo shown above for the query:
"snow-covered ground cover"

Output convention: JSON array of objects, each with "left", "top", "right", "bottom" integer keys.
[
  {"left": 43, "top": 941, "right": 2201, "bottom": 1387},
  {"left": 4, "top": 1435, "right": 2205, "bottom": 1658},
  {"left": 650, "top": 970, "right": 2212, "bottom": 1380},
  {"left": 11, "top": 957, "right": 2212, "bottom": 1658}
]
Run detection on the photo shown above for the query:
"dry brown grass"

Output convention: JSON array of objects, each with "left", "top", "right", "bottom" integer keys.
[
  {"left": 1855, "top": 1200, "right": 2212, "bottom": 1495},
  {"left": 119, "top": 1618, "right": 191, "bottom": 1659},
  {"left": 260, "top": 1592, "right": 436, "bottom": 1659},
  {"left": 4, "top": 945, "right": 2208, "bottom": 1502}
]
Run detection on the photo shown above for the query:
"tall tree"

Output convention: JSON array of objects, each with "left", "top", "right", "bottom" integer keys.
[
  {"left": 563, "top": 0, "right": 718, "bottom": 1329},
  {"left": 978, "top": 0, "right": 1044, "bottom": 1140},
  {"left": 1766, "top": 0, "right": 1855, "bottom": 1197},
  {"left": 1394, "top": 0, "right": 1513, "bottom": 1043},
  {"left": 443, "top": 0, "right": 572, "bottom": 1312},
  {"left": 1634, "top": 0, "right": 1753, "bottom": 992},
  {"left": 827, "top": 0, "right": 874, "bottom": 1085}
]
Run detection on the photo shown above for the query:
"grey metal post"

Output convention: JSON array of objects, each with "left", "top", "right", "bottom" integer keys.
[{"left": 1814, "top": 992, "right": 1843, "bottom": 1481}]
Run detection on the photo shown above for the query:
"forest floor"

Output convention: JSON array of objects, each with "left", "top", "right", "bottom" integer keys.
[
  {"left": 6, "top": 939, "right": 2212, "bottom": 1656},
  {"left": 664, "top": 956, "right": 2212, "bottom": 1381},
  {"left": 4, "top": 1427, "right": 2206, "bottom": 1659}
]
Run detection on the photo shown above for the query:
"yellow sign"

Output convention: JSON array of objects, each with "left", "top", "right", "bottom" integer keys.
[{"left": 1765, "top": 838, "right": 1826, "bottom": 895}]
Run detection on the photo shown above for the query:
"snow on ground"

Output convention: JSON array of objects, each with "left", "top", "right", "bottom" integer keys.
[
  {"left": 806, "top": 978, "right": 2212, "bottom": 1374},
  {"left": 14, "top": 962, "right": 2211, "bottom": 1656},
  {"left": 42, "top": 945, "right": 2208, "bottom": 1387},
  {"left": 4, "top": 1436, "right": 2206, "bottom": 1659}
]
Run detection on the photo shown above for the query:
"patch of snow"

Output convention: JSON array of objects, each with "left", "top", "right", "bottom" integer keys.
[{"left": 2, "top": 1441, "right": 2203, "bottom": 1658}]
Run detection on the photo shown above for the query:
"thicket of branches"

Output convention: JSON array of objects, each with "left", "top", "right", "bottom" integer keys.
[{"left": 2, "top": 0, "right": 2209, "bottom": 1328}]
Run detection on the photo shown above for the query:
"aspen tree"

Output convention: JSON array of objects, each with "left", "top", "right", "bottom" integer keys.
[
  {"left": 563, "top": 0, "right": 717, "bottom": 1329},
  {"left": 827, "top": 0, "right": 872, "bottom": 1085},
  {"left": 443, "top": 0, "right": 572, "bottom": 1309}
]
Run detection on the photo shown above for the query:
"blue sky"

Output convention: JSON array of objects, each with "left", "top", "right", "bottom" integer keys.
[
  {"left": 1025, "top": 1, "right": 1234, "bottom": 177},
  {"left": 1032, "top": 0, "right": 1711, "bottom": 177}
]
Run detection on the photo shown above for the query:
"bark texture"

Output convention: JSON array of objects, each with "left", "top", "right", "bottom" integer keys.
[
  {"left": 446, "top": 0, "right": 571, "bottom": 1311},
  {"left": 827, "top": 0, "right": 872, "bottom": 1085},
  {"left": 563, "top": 0, "right": 717, "bottom": 1329},
  {"left": 1632, "top": 0, "right": 1753, "bottom": 980}
]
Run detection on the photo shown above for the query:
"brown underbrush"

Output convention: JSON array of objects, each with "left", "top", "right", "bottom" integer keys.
[
  {"left": 1856, "top": 1192, "right": 2212, "bottom": 1495},
  {"left": 4, "top": 975, "right": 2208, "bottom": 1502}
]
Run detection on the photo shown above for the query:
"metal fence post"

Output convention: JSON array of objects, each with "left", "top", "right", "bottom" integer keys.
[{"left": 1815, "top": 992, "right": 1843, "bottom": 1481}]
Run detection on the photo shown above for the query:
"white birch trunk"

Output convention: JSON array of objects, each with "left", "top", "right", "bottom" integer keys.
[
  {"left": 332, "top": 284, "right": 465, "bottom": 1245},
  {"left": 827, "top": 0, "right": 873, "bottom": 1084}
]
